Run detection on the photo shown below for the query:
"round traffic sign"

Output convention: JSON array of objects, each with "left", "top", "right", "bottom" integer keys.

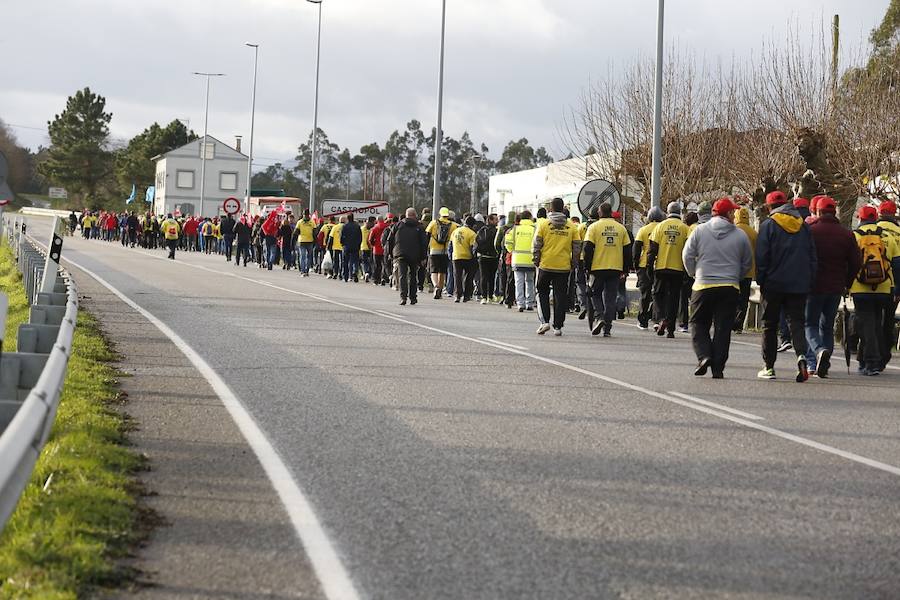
[
  {"left": 0, "top": 199, "right": 10, "bottom": 207},
  {"left": 577, "top": 179, "right": 621, "bottom": 218},
  {"left": 222, "top": 197, "right": 241, "bottom": 215}
]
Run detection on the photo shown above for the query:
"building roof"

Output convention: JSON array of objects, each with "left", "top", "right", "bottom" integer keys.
[{"left": 152, "top": 134, "right": 248, "bottom": 162}]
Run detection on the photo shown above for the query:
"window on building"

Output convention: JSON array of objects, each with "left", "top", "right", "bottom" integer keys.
[
  {"left": 219, "top": 172, "right": 238, "bottom": 191},
  {"left": 200, "top": 142, "right": 215, "bottom": 160},
  {"left": 176, "top": 170, "right": 195, "bottom": 189}
]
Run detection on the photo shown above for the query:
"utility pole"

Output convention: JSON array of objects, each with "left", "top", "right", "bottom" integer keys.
[
  {"left": 650, "top": 0, "right": 664, "bottom": 209},
  {"left": 432, "top": 0, "right": 447, "bottom": 216}
]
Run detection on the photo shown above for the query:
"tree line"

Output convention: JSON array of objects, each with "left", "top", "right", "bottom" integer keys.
[{"left": 1, "top": 88, "right": 554, "bottom": 214}]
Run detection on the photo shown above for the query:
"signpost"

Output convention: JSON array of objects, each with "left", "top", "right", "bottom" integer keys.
[
  {"left": 0, "top": 198, "right": 8, "bottom": 244},
  {"left": 222, "top": 197, "right": 242, "bottom": 216},
  {"left": 321, "top": 200, "right": 389, "bottom": 219},
  {"left": 48, "top": 187, "right": 68, "bottom": 199}
]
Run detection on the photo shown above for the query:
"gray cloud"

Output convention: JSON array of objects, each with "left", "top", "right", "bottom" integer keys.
[{"left": 2, "top": 0, "right": 888, "bottom": 167}]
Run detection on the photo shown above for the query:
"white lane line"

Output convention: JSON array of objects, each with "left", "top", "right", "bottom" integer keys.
[
  {"left": 54, "top": 254, "right": 361, "bottom": 600},
  {"left": 163, "top": 258, "right": 900, "bottom": 479},
  {"left": 667, "top": 391, "right": 764, "bottom": 421},
  {"left": 887, "top": 365, "right": 900, "bottom": 371},
  {"left": 375, "top": 310, "right": 405, "bottom": 319},
  {"left": 478, "top": 337, "right": 529, "bottom": 351}
]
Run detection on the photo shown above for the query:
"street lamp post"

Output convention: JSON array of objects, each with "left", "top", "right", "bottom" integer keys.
[
  {"left": 307, "top": 0, "right": 324, "bottom": 215},
  {"left": 432, "top": 0, "right": 447, "bottom": 217},
  {"left": 193, "top": 72, "right": 225, "bottom": 216},
  {"left": 650, "top": 0, "right": 664, "bottom": 209},
  {"left": 245, "top": 44, "right": 260, "bottom": 211},
  {"left": 469, "top": 152, "right": 484, "bottom": 214}
]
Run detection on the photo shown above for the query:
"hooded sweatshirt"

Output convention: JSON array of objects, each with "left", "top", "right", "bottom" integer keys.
[
  {"left": 809, "top": 213, "right": 860, "bottom": 294},
  {"left": 533, "top": 211, "right": 579, "bottom": 272},
  {"left": 682, "top": 216, "right": 752, "bottom": 289},
  {"left": 755, "top": 203, "right": 817, "bottom": 293}
]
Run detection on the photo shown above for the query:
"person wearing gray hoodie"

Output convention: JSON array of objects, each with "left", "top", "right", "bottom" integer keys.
[{"left": 682, "top": 198, "right": 752, "bottom": 378}]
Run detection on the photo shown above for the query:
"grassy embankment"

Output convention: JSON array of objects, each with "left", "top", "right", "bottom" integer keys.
[{"left": 0, "top": 245, "right": 144, "bottom": 599}]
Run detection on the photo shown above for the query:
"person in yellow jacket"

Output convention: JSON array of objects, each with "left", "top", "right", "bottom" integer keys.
[
  {"left": 632, "top": 206, "right": 665, "bottom": 329},
  {"left": 160, "top": 213, "right": 181, "bottom": 259},
  {"left": 424, "top": 207, "right": 459, "bottom": 299},
  {"left": 734, "top": 207, "right": 758, "bottom": 333},
  {"left": 505, "top": 210, "right": 536, "bottom": 311},
  {"left": 360, "top": 216, "right": 374, "bottom": 282},
  {"left": 876, "top": 200, "right": 900, "bottom": 363},
  {"left": 451, "top": 217, "right": 478, "bottom": 302},
  {"left": 648, "top": 202, "right": 692, "bottom": 338},
  {"left": 583, "top": 202, "right": 632, "bottom": 337},
  {"left": 852, "top": 205, "right": 900, "bottom": 375},
  {"left": 533, "top": 198, "right": 580, "bottom": 335},
  {"left": 328, "top": 216, "right": 345, "bottom": 280},
  {"left": 294, "top": 209, "right": 316, "bottom": 276}
]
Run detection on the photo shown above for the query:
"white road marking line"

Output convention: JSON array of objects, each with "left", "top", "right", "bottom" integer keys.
[
  {"left": 667, "top": 391, "right": 764, "bottom": 421},
  {"left": 53, "top": 253, "right": 361, "bottom": 600},
  {"left": 887, "top": 365, "right": 900, "bottom": 371},
  {"left": 375, "top": 310, "right": 405, "bottom": 319},
  {"left": 161, "top": 258, "right": 900, "bottom": 479},
  {"left": 478, "top": 337, "right": 529, "bottom": 351}
]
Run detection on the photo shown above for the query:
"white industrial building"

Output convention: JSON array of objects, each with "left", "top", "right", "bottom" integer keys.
[
  {"left": 488, "top": 154, "right": 644, "bottom": 228},
  {"left": 153, "top": 135, "right": 248, "bottom": 217}
]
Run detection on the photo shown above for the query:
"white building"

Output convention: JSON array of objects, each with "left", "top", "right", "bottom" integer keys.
[{"left": 153, "top": 135, "right": 248, "bottom": 217}]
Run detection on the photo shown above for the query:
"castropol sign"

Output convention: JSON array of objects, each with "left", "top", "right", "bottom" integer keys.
[{"left": 321, "top": 200, "right": 390, "bottom": 218}]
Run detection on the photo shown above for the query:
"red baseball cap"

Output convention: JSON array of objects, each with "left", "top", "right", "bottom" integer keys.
[
  {"left": 858, "top": 205, "right": 878, "bottom": 221},
  {"left": 793, "top": 197, "right": 810, "bottom": 208},
  {"left": 766, "top": 191, "right": 787, "bottom": 205},
  {"left": 712, "top": 197, "right": 740, "bottom": 215},
  {"left": 817, "top": 197, "right": 837, "bottom": 212},
  {"left": 386, "top": 213, "right": 395, "bottom": 219},
  {"left": 879, "top": 200, "right": 897, "bottom": 216},
  {"left": 611, "top": 211, "right": 622, "bottom": 220}
]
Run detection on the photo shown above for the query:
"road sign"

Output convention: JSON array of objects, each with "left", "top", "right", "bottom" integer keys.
[
  {"left": 0, "top": 199, "right": 9, "bottom": 207},
  {"left": 222, "top": 197, "right": 241, "bottom": 215},
  {"left": 321, "top": 200, "right": 389, "bottom": 218},
  {"left": 577, "top": 179, "right": 621, "bottom": 218},
  {"left": 48, "top": 187, "right": 68, "bottom": 199}
]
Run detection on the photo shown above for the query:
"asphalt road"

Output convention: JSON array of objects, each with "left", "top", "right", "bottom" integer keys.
[{"left": 27, "top": 218, "right": 900, "bottom": 599}]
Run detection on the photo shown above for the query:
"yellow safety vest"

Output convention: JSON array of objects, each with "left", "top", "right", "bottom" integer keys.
[{"left": 509, "top": 219, "right": 535, "bottom": 268}]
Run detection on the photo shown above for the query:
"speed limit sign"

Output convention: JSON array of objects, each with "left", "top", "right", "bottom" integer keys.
[{"left": 222, "top": 197, "right": 241, "bottom": 215}]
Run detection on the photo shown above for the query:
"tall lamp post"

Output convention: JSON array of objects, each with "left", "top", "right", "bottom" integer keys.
[
  {"left": 432, "top": 0, "right": 447, "bottom": 217},
  {"left": 650, "top": 0, "right": 664, "bottom": 209},
  {"left": 193, "top": 71, "right": 226, "bottom": 216},
  {"left": 307, "top": 0, "right": 324, "bottom": 215},
  {"left": 245, "top": 43, "right": 260, "bottom": 210},
  {"left": 468, "top": 151, "right": 485, "bottom": 214}
]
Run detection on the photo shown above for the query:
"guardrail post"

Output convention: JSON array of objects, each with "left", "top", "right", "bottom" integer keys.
[
  {"left": 40, "top": 218, "right": 63, "bottom": 295},
  {"left": 0, "top": 293, "right": 6, "bottom": 361}
]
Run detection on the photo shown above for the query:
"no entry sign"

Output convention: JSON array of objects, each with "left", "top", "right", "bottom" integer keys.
[{"left": 222, "top": 197, "right": 242, "bottom": 215}]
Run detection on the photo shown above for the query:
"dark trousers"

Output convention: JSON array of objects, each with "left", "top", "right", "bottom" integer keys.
[
  {"left": 397, "top": 256, "right": 418, "bottom": 300},
  {"left": 734, "top": 278, "right": 752, "bottom": 331},
  {"left": 373, "top": 254, "right": 385, "bottom": 284},
  {"left": 881, "top": 297, "right": 898, "bottom": 368},
  {"left": 504, "top": 263, "right": 516, "bottom": 306},
  {"left": 331, "top": 250, "right": 343, "bottom": 277},
  {"left": 653, "top": 271, "right": 683, "bottom": 334},
  {"left": 479, "top": 257, "right": 498, "bottom": 300},
  {"left": 679, "top": 275, "right": 693, "bottom": 326},
  {"left": 165, "top": 239, "right": 177, "bottom": 259},
  {"left": 690, "top": 287, "right": 738, "bottom": 373},
  {"left": 343, "top": 250, "right": 360, "bottom": 281},
  {"left": 453, "top": 258, "right": 477, "bottom": 300},
  {"left": 853, "top": 294, "right": 889, "bottom": 369},
  {"left": 235, "top": 242, "right": 250, "bottom": 265},
  {"left": 224, "top": 234, "right": 234, "bottom": 261},
  {"left": 617, "top": 277, "right": 627, "bottom": 315},
  {"left": 761, "top": 290, "right": 808, "bottom": 368},
  {"left": 537, "top": 269, "right": 570, "bottom": 329},
  {"left": 589, "top": 271, "right": 620, "bottom": 331},
  {"left": 637, "top": 268, "right": 654, "bottom": 326}
]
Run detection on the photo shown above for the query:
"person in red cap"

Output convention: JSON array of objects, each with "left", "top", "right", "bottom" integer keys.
[
  {"left": 806, "top": 196, "right": 826, "bottom": 225},
  {"left": 804, "top": 197, "right": 860, "bottom": 377},
  {"left": 876, "top": 199, "right": 900, "bottom": 363},
  {"left": 793, "top": 197, "right": 811, "bottom": 220},
  {"left": 851, "top": 204, "right": 899, "bottom": 375},
  {"left": 755, "top": 190, "right": 817, "bottom": 381},
  {"left": 681, "top": 198, "right": 752, "bottom": 378}
]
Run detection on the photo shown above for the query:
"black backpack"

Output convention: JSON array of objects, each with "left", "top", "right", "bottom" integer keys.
[
  {"left": 434, "top": 220, "right": 452, "bottom": 245},
  {"left": 476, "top": 226, "right": 496, "bottom": 256}
]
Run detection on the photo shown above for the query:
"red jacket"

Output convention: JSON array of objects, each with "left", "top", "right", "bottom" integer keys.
[
  {"left": 106, "top": 214, "right": 118, "bottom": 230},
  {"left": 369, "top": 221, "right": 387, "bottom": 255},
  {"left": 809, "top": 214, "right": 861, "bottom": 294},
  {"left": 183, "top": 218, "right": 199, "bottom": 236}
]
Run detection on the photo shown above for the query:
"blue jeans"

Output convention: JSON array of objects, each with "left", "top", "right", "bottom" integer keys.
[
  {"left": 265, "top": 235, "right": 278, "bottom": 267},
  {"left": 343, "top": 250, "right": 360, "bottom": 281},
  {"left": 805, "top": 293, "right": 841, "bottom": 369},
  {"left": 282, "top": 244, "right": 293, "bottom": 267},
  {"left": 299, "top": 243, "right": 314, "bottom": 273}
]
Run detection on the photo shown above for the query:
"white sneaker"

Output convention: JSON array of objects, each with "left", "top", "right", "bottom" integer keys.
[
  {"left": 481, "top": 299, "right": 488, "bottom": 305},
  {"left": 536, "top": 323, "right": 551, "bottom": 335},
  {"left": 553, "top": 329, "right": 562, "bottom": 336}
]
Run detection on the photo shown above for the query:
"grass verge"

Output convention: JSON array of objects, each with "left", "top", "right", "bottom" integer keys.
[{"left": 0, "top": 245, "right": 144, "bottom": 599}]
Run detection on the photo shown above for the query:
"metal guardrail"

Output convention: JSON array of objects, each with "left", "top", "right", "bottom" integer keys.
[{"left": 0, "top": 216, "right": 77, "bottom": 533}]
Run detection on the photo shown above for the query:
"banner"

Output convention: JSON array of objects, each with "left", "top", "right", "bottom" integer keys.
[
  {"left": 145, "top": 186, "right": 155, "bottom": 203},
  {"left": 125, "top": 183, "right": 136, "bottom": 204}
]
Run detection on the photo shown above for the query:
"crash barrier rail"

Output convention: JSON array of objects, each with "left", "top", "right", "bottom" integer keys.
[
  {"left": 19, "top": 206, "right": 81, "bottom": 222},
  {"left": 0, "top": 216, "right": 77, "bottom": 534}
]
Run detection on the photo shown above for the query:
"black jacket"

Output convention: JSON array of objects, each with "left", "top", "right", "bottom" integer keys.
[
  {"left": 393, "top": 218, "right": 428, "bottom": 262},
  {"left": 234, "top": 221, "right": 252, "bottom": 244},
  {"left": 341, "top": 220, "right": 363, "bottom": 252},
  {"left": 220, "top": 216, "right": 236, "bottom": 235}
]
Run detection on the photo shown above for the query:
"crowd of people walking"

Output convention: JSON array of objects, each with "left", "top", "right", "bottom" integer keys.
[{"left": 72, "top": 193, "right": 899, "bottom": 381}]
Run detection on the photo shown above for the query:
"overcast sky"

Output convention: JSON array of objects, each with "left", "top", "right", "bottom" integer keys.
[{"left": 2, "top": 0, "right": 888, "bottom": 169}]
